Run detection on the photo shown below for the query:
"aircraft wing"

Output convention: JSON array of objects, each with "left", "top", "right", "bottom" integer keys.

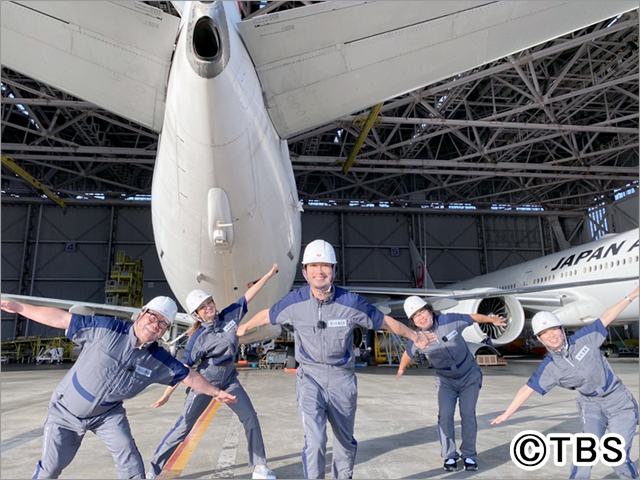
[
  {"left": 238, "top": 1, "right": 637, "bottom": 139},
  {"left": 1, "top": 293, "right": 141, "bottom": 319},
  {"left": 0, "top": 1, "right": 181, "bottom": 132},
  {"left": 1, "top": 293, "right": 194, "bottom": 345},
  {"left": 351, "top": 275, "right": 638, "bottom": 304}
]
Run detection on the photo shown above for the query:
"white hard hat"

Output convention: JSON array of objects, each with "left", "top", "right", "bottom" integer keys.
[
  {"left": 532, "top": 311, "right": 562, "bottom": 335},
  {"left": 143, "top": 296, "right": 177, "bottom": 325},
  {"left": 302, "top": 239, "right": 337, "bottom": 265},
  {"left": 404, "top": 296, "right": 428, "bottom": 319},
  {"left": 186, "top": 289, "right": 213, "bottom": 316}
]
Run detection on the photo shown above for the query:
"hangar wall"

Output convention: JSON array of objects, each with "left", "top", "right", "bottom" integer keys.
[{"left": 2, "top": 198, "right": 638, "bottom": 341}]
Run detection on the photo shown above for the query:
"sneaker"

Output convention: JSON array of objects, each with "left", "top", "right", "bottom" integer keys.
[
  {"left": 253, "top": 465, "right": 276, "bottom": 479},
  {"left": 464, "top": 458, "right": 478, "bottom": 471},
  {"left": 443, "top": 458, "right": 459, "bottom": 472}
]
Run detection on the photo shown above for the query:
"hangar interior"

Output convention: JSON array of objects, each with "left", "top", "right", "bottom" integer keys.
[{"left": 1, "top": 3, "right": 638, "bottom": 348}]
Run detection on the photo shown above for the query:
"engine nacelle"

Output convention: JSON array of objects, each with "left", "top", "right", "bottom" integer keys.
[{"left": 445, "top": 289, "right": 525, "bottom": 346}]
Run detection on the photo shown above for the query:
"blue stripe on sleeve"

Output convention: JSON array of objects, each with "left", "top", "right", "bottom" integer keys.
[
  {"left": 526, "top": 356, "right": 553, "bottom": 395},
  {"left": 334, "top": 288, "right": 384, "bottom": 330},
  {"left": 569, "top": 318, "right": 608, "bottom": 345},
  {"left": 219, "top": 297, "right": 249, "bottom": 326},
  {"left": 437, "top": 313, "right": 472, "bottom": 326},
  {"left": 66, "top": 314, "right": 128, "bottom": 340},
  {"left": 149, "top": 344, "right": 190, "bottom": 385},
  {"left": 219, "top": 296, "right": 248, "bottom": 318},
  {"left": 269, "top": 287, "right": 310, "bottom": 325}
]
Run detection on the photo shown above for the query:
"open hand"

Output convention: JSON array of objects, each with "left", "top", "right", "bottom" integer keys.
[
  {"left": 490, "top": 314, "right": 507, "bottom": 327},
  {"left": 151, "top": 396, "right": 170, "bottom": 408},
  {"left": 413, "top": 330, "right": 437, "bottom": 349},
  {"left": 491, "top": 413, "right": 510, "bottom": 425},
  {"left": 216, "top": 390, "right": 237, "bottom": 404},
  {"left": 265, "top": 263, "right": 278, "bottom": 280},
  {"left": 1, "top": 300, "right": 23, "bottom": 314}
]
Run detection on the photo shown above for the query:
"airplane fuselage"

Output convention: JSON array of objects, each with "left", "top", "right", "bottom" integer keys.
[
  {"left": 151, "top": 2, "right": 301, "bottom": 334},
  {"left": 449, "top": 228, "right": 639, "bottom": 327}
]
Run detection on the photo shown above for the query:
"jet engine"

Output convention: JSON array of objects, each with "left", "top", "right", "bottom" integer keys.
[{"left": 447, "top": 289, "right": 525, "bottom": 346}]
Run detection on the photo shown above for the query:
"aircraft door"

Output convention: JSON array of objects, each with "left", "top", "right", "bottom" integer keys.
[{"left": 522, "top": 270, "right": 533, "bottom": 286}]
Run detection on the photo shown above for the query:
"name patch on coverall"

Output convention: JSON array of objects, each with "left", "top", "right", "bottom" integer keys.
[
  {"left": 328, "top": 319, "right": 348, "bottom": 327},
  {"left": 223, "top": 321, "right": 236, "bottom": 333},
  {"left": 444, "top": 330, "right": 458, "bottom": 342},
  {"left": 575, "top": 346, "right": 590, "bottom": 361},
  {"left": 135, "top": 365, "right": 152, "bottom": 377}
]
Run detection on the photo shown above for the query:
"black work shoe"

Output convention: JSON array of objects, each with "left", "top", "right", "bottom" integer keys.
[
  {"left": 464, "top": 458, "right": 478, "bottom": 471},
  {"left": 443, "top": 459, "right": 459, "bottom": 471}
]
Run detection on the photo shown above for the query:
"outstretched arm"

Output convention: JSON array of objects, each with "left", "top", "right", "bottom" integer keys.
[
  {"left": 600, "top": 287, "right": 639, "bottom": 328},
  {"left": 1, "top": 300, "right": 72, "bottom": 330},
  {"left": 491, "top": 384, "right": 535, "bottom": 424},
  {"left": 396, "top": 351, "right": 414, "bottom": 379},
  {"left": 244, "top": 264, "right": 278, "bottom": 304},
  {"left": 182, "top": 370, "right": 237, "bottom": 404},
  {"left": 237, "top": 309, "right": 271, "bottom": 337},
  {"left": 151, "top": 381, "right": 183, "bottom": 408},
  {"left": 381, "top": 315, "right": 436, "bottom": 349},
  {"left": 470, "top": 313, "right": 507, "bottom": 328}
]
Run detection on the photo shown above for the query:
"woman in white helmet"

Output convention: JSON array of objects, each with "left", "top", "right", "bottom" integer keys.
[
  {"left": 396, "top": 295, "right": 507, "bottom": 472},
  {"left": 147, "top": 264, "right": 278, "bottom": 480},
  {"left": 237, "top": 239, "right": 431, "bottom": 479},
  {"left": 492, "top": 287, "right": 639, "bottom": 479}
]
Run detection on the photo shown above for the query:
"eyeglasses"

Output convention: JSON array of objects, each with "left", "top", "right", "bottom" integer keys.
[
  {"left": 412, "top": 308, "right": 430, "bottom": 319},
  {"left": 317, "top": 320, "right": 326, "bottom": 329},
  {"left": 144, "top": 310, "right": 169, "bottom": 329}
]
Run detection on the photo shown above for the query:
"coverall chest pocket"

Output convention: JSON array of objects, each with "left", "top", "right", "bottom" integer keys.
[
  {"left": 116, "top": 362, "right": 154, "bottom": 398},
  {"left": 557, "top": 370, "right": 585, "bottom": 390},
  {"left": 325, "top": 322, "right": 351, "bottom": 362},
  {"left": 84, "top": 346, "right": 121, "bottom": 396},
  {"left": 425, "top": 343, "right": 452, "bottom": 369}
]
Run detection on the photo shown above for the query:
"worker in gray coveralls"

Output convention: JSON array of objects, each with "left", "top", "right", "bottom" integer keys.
[
  {"left": 396, "top": 296, "right": 507, "bottom": 472},
  {"left": 237, "top": 239, "right": 431, "bottom": 479},
  {"left": 0, "top": 296, "right": 237, "bottom": 479},
  {"left": 492, "top": 287, "right": 639, "bottom": 479},
  {"left": 147, "top": 265, "right": 278, "bottom": 480}
]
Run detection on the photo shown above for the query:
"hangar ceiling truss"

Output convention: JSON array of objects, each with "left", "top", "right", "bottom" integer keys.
[{"left": 1, "top": 2, "right": 638, "bottom": 216}]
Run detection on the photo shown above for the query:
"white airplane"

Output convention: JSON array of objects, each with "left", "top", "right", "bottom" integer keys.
[
  {"left": 2, "top": 1, "right": 638, "bottom": 347},
  {"left": 356, "top": 228, "right": 639, "bottom": 353}
]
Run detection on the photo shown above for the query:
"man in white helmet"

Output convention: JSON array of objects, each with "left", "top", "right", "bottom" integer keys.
[
  {"left": 237, "top": 239, "right": 431, "bottom": 479},
  {"left": 0, "top": 296, "right": 238, "bottom": 479},
  {"left": 147, "top": 264, "right": 278, "bottom": 480},
  {"left": 396, "top": 295, "right": 507, "bottom": 472},
  {"left": 492, "top": 287, "right": 639, "bottom": 479}
]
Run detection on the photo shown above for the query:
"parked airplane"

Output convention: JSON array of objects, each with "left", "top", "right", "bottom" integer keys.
[
  {"left": 357, "top": 228, "right": 639, "bottom": 350},
  {"left": 2, "top": 1, "right": 637, "bottom": 347}
]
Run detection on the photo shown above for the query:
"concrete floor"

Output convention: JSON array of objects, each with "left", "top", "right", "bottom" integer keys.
[{"left": 1, "top": 358, "right": 638, "bottom": 479}]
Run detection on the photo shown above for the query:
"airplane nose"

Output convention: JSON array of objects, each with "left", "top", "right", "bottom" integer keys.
[{"left": 187, "top": 2, "right": 230, "bottom": 78}]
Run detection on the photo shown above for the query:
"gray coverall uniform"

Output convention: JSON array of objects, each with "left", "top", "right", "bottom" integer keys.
[
  {"left": 33, "top": 314, "right": 190, "bottom": 479},
  {"left": 527, "top": 318, "right": 639, "bottom": 479},
  {"left": 406, "top": 313, "right": 482, "bottom": 462},
  {"left": 269, "top": 285, "right": 384, "bottom": 479},
  {"left": 148, "top": 297, "right": 268, "bottom": 478}
]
